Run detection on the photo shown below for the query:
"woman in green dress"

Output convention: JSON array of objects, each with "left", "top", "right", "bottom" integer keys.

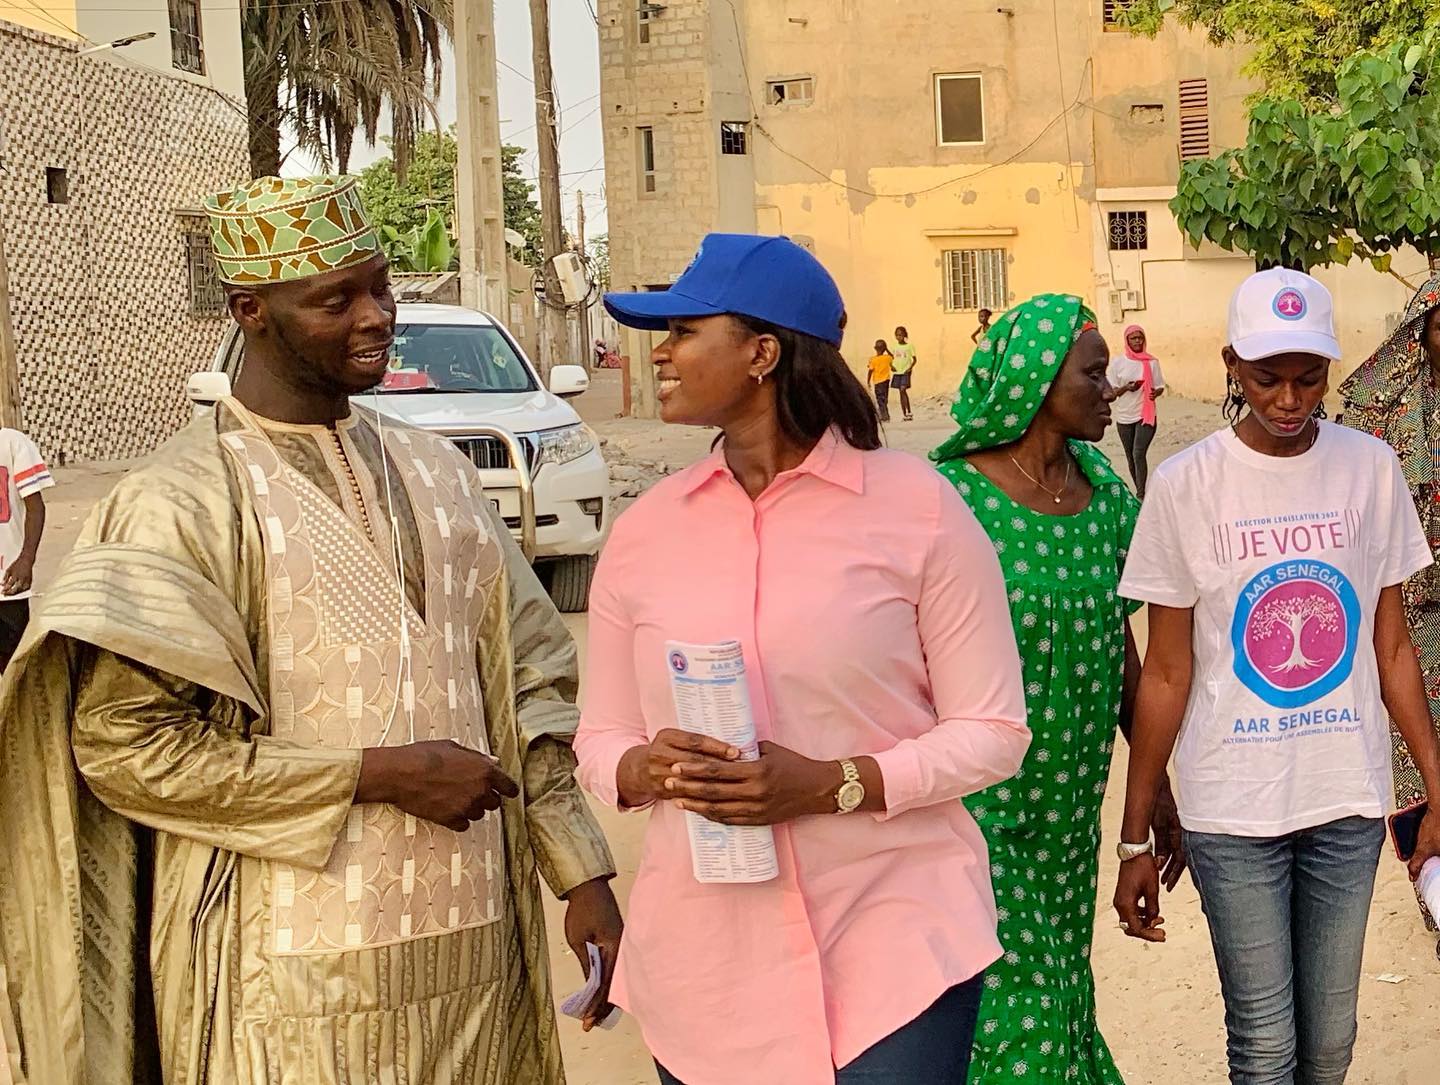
[{"left": 930, "top": 294, "right": 1184, "bottom": 1083}]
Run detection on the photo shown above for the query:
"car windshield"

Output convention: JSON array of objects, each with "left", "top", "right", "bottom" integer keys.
[{"left": 377, "top": 323, "right": 538, "bottom": 394}]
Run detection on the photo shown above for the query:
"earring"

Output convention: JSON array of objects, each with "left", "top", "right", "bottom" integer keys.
[{"left": 754, "top": 373, "right": 764, "bottom": 385}]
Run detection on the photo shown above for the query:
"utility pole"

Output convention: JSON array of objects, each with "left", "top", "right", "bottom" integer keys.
[
  {"left": 454, "top": 0, "right": 510, "bottom": 318},
  {"left": 0, "top": 227, "right": 20, "bottom": 430},
  {"left": 575, "top": 189, "right": 591, "bottom": 368},
  {"left": 528, "top": 0, "right": 571, "bottom": 379}
]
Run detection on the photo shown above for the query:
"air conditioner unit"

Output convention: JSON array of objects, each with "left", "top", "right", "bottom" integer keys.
[{"left": 551, "top": 251, "right": 589, "bottom": 305}]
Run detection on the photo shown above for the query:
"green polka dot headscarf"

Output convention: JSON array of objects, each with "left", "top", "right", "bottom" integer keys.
[
  {"left": 931, "top": 293, "right": 1097, "bottom": 464},
  {"left": 203, "top": 175, "right": 383, "bottom": 285}
]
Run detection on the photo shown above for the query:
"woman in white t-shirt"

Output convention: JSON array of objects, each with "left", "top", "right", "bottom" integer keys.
[
  {"left": 1106, "top": 325, "right": 1165, "bottom": 498},
  {"left": 1113, "top": 269, "right": 1440, "bottom": 1084}
]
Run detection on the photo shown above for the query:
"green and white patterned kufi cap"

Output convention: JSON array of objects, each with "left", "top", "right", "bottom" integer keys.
[{"left": 203, "top": 175, "right": 382, "bottom": 285}]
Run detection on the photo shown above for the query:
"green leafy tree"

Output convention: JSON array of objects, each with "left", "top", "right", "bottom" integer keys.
[
  {"left": 359, "top": 128, "right": 457, "bottom": 238},
  {"left": 243, "top": 0, "right": 450, "bottom": 178},
  {"left": 588, "top": 234, "right": 610, "bottom": 291},
  {"left": 358, "top": 133, "right": 543, "bottom": 266},
  {"left": 502, "top": 146, "right": 543, "bottom": 265},
  {"left": 1171, "top": 32, "right": 1440, "bottom": 276},
  {"left": 1118, "top": 0, "right": 1438, "bottom": 104}
]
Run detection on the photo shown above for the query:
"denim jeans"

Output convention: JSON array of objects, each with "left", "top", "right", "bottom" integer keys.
[
  {"left": 654, "top": 973, "right": 984, "bottom": 1084},
  {"left": 1185, "top": 815, "right": 1384, "bottom": 1085}
]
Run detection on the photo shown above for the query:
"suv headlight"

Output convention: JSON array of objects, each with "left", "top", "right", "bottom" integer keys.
[{"left": 533, "top": 423, "right": 596, "bottom": 468}]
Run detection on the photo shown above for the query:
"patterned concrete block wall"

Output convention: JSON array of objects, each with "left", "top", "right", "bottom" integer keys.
[{"left": 0, "top": 20, "right": 247, "bottom": 462}]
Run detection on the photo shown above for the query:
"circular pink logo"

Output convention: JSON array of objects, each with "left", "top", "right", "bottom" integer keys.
[
  {"left": 1273, "top": 289, "right": 1307, "bottom": 321},
  {"left": 1242, "top": 579, "right": 1346, "bottom": 691}
]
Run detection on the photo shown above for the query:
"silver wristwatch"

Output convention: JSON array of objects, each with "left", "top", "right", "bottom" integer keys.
[{"left": 1116, "top": 836, "right": 1155, "bottom": 862}]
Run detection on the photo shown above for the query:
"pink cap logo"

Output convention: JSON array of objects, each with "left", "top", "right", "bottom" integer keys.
[{"left": 1273, "top": 288, "right": 1307, "bottom": 321}]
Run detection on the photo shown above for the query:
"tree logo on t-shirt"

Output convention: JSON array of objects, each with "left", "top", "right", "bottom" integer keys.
[
  {"left": 1230, "top": 560, "right": 1361, "bottom": 709},
  {"left": 1250, "top": 595, "right": 1340, "bottom": 673}
]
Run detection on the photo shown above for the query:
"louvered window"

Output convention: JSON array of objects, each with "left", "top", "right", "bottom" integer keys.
[{"left": 1179, "top": 78, "right": 1211, "bottom": 161}]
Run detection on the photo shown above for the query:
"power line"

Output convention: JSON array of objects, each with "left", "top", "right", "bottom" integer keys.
[
  {"left": 714, "top": 0, "right": 1093, "bottom": 202},
  {"left": 497, "top": 57, "right": 533, "bottom": 85},
  {"left": 501, "top": 91, "right": 600, "bottom": 143}
]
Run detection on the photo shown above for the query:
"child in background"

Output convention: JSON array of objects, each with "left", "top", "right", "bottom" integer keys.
[
  {"left": 892, "top": 326, "right": 917, "bottom": 421},
  {"left": 868, "top": 339, "right": 893, "bottom": 422},
  {"left": 970, "top": 308, "right": 993, "bottom": 345}
]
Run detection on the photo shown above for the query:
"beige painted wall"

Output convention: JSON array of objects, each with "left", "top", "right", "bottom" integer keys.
[
  {"left": 738, "top": 0, "right": 1099, "bottom": 397},
  {"left": 759, "top": 163, "right": 1093, "bottom": 398},
  {"left": 1091, "top": 20, "right": 1251, "bottom": 190},
  {"left": 0, "top": 1, "right": 77, "bottom": 37},
  {"left": 76, "top": 0, "right": 245, "bottom": 101},
  {"left": 599, "top": 0, "right": 1424, "bottom": 415}
]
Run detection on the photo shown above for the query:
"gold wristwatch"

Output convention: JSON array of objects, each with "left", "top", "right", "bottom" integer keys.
[{"left": 835, "top": 759, "right": 865, "bottom": 814}]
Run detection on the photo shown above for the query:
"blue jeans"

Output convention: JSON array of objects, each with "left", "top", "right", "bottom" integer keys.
[
  {"left": 654, "top": 973, "right": 984, "bottom": 1084},
  {"left": 1185, "top": 815, "right": 1384, "bottom": 1085}
]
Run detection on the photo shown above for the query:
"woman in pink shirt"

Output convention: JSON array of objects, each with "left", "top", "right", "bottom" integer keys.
[{"left": 575, "top": 234, "right": 1031, "bottom": 1085}]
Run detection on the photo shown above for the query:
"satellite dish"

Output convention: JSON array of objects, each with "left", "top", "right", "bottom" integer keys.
[{"left": 504, "top": 228, "right": 526, "bottom": 249}]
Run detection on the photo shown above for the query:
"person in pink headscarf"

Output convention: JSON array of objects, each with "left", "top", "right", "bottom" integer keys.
[{"left": 1107, "top": 324, "right": 1165, "bottom": 498}]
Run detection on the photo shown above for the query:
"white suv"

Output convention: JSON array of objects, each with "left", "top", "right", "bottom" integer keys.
[{"left": 187, "top": 303, "right": 608, "bottom": 611}]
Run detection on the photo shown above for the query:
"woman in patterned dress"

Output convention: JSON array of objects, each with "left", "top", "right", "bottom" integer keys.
[
  {"left": 930, "top": 294, "right": 1184, "bottom": 1083},
  {"left": 1340, "top": 274, "right": 1440, "bottom": 941}
]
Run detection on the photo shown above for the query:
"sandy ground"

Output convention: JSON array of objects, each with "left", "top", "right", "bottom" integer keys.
[{"left": 29, "top": 373, "right": 1440, "bottom": 1084}]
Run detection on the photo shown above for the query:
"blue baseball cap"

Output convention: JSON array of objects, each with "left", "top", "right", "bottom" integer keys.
[{"left": 603, "top": 233, "right": 845, "bottom": 346}]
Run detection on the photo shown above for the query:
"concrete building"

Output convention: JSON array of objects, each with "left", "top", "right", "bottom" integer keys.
[
  {"left": 0, "top": 1, "right": 247, "bottom": 461},
  {"left": 598, "top": 0, "right": 1425, "bottom": 413}
]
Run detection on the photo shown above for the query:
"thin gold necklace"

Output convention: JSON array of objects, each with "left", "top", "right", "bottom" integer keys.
[{"left": 1009, "top": 454, "right": 1071, "bottom": 505}]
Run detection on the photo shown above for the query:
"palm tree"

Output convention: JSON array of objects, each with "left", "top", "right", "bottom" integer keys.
[{"left": 242, "top": 0, "right": 451, "bottom": 179}]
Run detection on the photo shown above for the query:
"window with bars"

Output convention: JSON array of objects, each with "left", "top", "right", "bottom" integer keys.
[
  {"left": 720, "top": 122, "right": 749, "bottom": 155},
  {"left": 1102, "top": 0, "right": 1133, "bottom": 27},
  {"left": 1108, "top": 211, "right": 1149, "bottom": 251},
  {"left": 638, "top": 126, "right": 657, "bottom": 194},
  {"left": 168, "top": 0, "right": 205, "bottom": 75},
  {"left": 637, "top": 3, "right": 652, "bottom": 44},
  {"left": 944, "top": 249, "right": 1008, "bottom": 312},
  {"left": 1179, "top": 78, "right": 1211, "bottom": 161},
  {"left": 181, "top": 216, "right": 225, "bottom": 316}
]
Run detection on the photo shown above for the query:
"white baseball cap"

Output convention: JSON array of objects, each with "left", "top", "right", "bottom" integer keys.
[{"left": 1227, "top": 268, "right": 1341, "bottom": 362}]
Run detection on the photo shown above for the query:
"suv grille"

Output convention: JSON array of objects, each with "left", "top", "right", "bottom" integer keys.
[{"left": 452, "top": 435, "right": 537, "bottom": 471}]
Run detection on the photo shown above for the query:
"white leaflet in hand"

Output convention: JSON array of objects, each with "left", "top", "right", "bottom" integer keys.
[
  {"left": 666, "top": 640, "right": 780, "bottom": 885},
  {"left": 560, "top": 942, "right": 621, "bottom": 1029},
  {"left": 1418, "top": 857, "right": 1440, "bottom": 919}
]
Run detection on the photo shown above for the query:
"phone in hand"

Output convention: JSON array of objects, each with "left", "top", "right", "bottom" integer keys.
[{"left": 1389, "top": 800, "right": 1429, "bottom": 862}]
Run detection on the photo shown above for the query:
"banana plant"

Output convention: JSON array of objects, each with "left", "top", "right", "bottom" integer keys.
[{"left": 381, "top": 209, "right": 457, "bottom": 273}]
